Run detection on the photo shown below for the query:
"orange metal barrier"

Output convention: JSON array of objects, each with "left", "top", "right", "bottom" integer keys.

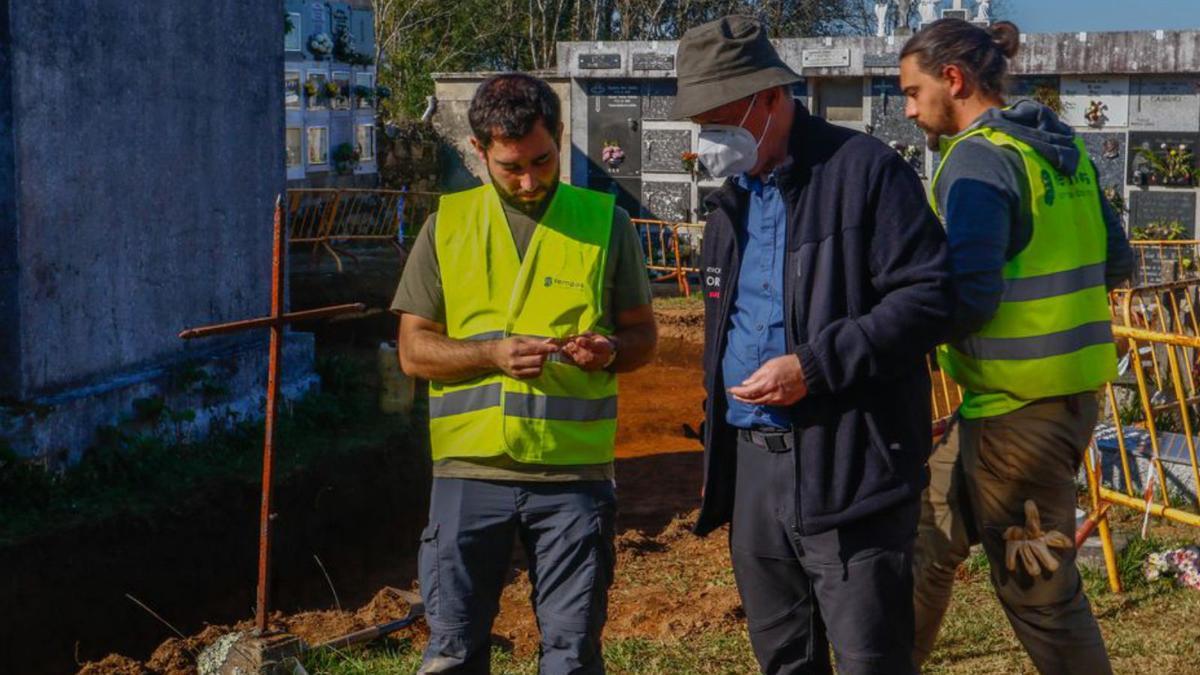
[
  {"left": 286, "top": 189, "right": 438, "bottom": 272},
  {"left": 633, "top": 218, "right": 704, "bottom": 295},
  {"left": 927, "top": 354, "right": 962, "bottom": 437},
  {"left": 1130, "top": 240, "right": 1200, "bottom": 287}
]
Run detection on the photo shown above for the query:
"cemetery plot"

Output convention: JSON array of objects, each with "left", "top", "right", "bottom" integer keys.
[
  {"left": 642, "top": 129, "right": 692, "bottom": 174},
  {"left": 1127, "top": 132, "right": 1199, "bottom": 188},
  {"left": 1061, "top": 76, "right": 1130, "bottom": 129},
  {"left": 1080, "top": 132, "right": 1127, "bottom": 192},
  {"left": 1129, "top": 190, "right": 1197, "bottom": 239},
  {"left": 641, "top": 80, "right": 676, "bottom": 121},
  {"left": 1130, "top": 77, "right": 1200, "bottom": 131},
  {"left": 642, "top": 180, "right": 692, "bottom": 222}
]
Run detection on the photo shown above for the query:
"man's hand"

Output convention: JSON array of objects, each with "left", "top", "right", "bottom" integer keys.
[
  {"left": 728, "top": 354, "right": 808, "bottom": 406},
  {"left": 490, "top": 336, "right": 559, "bottom": 379},
  {"left": 560, "top": 333, "right": 615, "bottom": 372}
]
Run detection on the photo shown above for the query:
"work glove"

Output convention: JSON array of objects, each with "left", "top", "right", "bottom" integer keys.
[{"left": 1003, "top": 500, "right": 1073, "bottom": 575}]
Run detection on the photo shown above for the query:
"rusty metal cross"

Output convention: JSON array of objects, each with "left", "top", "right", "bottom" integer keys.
[{"left": 178, "top": 196, "right": 364, "bottom": 634}]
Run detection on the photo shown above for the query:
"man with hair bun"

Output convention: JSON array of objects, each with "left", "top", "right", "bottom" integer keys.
[{"left": 900, "top": 18, "right": 1131, "bottom": 674}]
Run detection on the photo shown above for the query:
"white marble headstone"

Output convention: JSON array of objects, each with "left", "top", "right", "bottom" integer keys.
[
  {"left": 1130, "top": 78, "right": 1200, "bottom": 131},
  {"left": 1061, "top": 76, "right": 1130, "bottom": 128}
]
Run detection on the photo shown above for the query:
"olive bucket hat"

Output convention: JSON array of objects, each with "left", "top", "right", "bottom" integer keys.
[{"left": 670, "top": 15, "right": 801, "bottom": 120}]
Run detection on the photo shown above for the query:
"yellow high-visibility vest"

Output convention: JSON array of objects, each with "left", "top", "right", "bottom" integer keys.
[
  {"left": 429, "top": 183, "right": 618, "bottom": 463},
  {"left": 932, "top": 128, "right": 1117, "bottom": 419}
]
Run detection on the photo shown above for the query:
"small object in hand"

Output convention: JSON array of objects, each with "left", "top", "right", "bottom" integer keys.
[{"left": 1003, "top": 500, "right": 1073, "bottom": 575}]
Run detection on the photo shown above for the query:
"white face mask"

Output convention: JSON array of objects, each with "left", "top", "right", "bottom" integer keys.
[{"left": 696, "top": 93, "right": 773, "bottom": 178}]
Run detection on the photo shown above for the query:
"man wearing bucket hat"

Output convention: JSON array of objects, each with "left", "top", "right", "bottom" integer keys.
[{"left": 681, "top": 16, "right": 954, "bottom": 674}]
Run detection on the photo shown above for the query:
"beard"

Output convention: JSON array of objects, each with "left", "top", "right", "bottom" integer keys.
[
  {"left": 919, "top": 98, "right": 958, "bottom": 152},
  {"left": 489, "top": 169, "right": 558, "bottom": 218}
]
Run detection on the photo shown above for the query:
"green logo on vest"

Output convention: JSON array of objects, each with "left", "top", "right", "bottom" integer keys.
[
  {"left": 1040, "top": 169, "right": 1055, "bottom": 206},
  {"left": 544, "top": 275, "right": 585, "bottom": 291}
]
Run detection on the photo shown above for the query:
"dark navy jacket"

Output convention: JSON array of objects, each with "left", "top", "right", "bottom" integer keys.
[{"left": 695, "top": 105, "right": 954, "bottom": 536}]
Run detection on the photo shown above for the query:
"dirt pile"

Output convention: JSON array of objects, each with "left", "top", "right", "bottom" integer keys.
[
  {"left": 82, "top": 588, "right": 425, "bottom": 675},
  {"left": 488, "top": 512, "right": 741, "bottom": 658},
  {"left": 654, "top": 306, "right": 705, "bottom": 344}
]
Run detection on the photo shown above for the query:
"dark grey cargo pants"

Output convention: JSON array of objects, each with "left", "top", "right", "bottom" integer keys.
[{"left": 418, "top": 478, "right": 616, "bottom": 674}]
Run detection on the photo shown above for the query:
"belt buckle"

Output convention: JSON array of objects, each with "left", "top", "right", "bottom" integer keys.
[{"left": 744, "top": 427, "right": 791, "bottom": 451}]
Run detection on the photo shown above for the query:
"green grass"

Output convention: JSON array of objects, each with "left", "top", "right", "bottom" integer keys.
[
  {"left": 300, "top": 524, "right": 1200, "bottom": 675},
  {"left": 0, "top": 353, "right": 411, "bottom": 546},
  {"left": 301, "top": 634, "right": 761, "bottom": 675}
]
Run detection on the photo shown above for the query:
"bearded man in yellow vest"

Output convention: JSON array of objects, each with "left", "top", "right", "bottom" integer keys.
[
  {"left": 900, "top": 20, "right": 1132, "bottom": 675},
  {"left": 393, "top": 73, "right": 656, "bottom": 673}
]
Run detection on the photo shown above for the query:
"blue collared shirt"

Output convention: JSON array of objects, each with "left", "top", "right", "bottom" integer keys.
[{"left": 722, "top": 166, "right": 793, "bottom": 430}]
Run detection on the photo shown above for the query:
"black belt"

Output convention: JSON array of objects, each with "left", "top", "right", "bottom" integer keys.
[{"left": 737, "top": 427, "right": 795, "bottom": 451}]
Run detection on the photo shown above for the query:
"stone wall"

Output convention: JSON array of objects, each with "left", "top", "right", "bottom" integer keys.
[{"left": 0, "top": 1, "right": 313, "bottom": 461}]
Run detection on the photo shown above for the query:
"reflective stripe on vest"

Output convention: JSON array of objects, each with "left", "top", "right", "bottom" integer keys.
[
  {"left": 931, "top": 127, "right": 1117, "bottom": 418},
  {"left": 427, "top": 183, "right": 618, "bottom": 464}
]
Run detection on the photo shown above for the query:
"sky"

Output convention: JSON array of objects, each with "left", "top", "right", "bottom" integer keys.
[{"left": 1002, "top": 0, "right": 1200, "bottom": 33}]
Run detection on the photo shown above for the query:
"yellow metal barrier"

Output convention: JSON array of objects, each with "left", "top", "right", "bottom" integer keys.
[
  {"left": 633, "top": 218, "right": 705, "bottom": 296},
  {"left": 286, "top": 188, "right": 439, "bottom": 272},
  {"left": 1086, "top": 323, "right": 1200, "bottom": 592}
]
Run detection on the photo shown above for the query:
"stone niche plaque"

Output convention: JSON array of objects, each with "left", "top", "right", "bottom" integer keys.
[
  {"left": 1130, "top": 77, "right": 1200, "bottom": 131},
  {"left": 643, "top": 181, "right": 692, "bottom": 222},
  {"left": 802, "top": 48, "right": 850, "bottom": 68},
  {"left": 579, "top": 53, "right": 621, "bottom": 70},
  {"left": 1129, "top": 190, "right": 1197, "bottom": 234},
  {"left": 1126, "top": 131, "right": 1200, "bottom": 187},
  {"left": 641, "top": 80, "right": 677, "bottom": 121},
  {"left": 1061, "top": 76, "right": 1130, "bottom": 128},
  {"left": 642, "top": 129, "right": 692, "bottom": 174},
  {"left": 1079, "top": 132, "right": 1126, "bottom": 191},
  {"left": 1007, "top": 76, "right": 1060, "bottom": 106},
  {"left": 863, "top": 52, "right": 899, "bottom": 68},
  {"left": 870, "top": 78, "right": 925, "bottom": 154},
  {"left": 632, "top": 52, "right": 674, "bottom": 71}
]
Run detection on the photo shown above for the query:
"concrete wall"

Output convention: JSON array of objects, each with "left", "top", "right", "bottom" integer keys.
[
  {"left": 556, "top": 30, "right": 1200, "bottom": 79},
  {"left": 432, "top": 73, "right": 572, "bottom": 190},
  {"left": 550, "top": 31, "right": 1200, "bottom": 228},
  {"left": 2, "top": 0, "right": 283, "bottom": 399},
  {"left": 0, "top": 1, "right": 18, "bottom": 396}
]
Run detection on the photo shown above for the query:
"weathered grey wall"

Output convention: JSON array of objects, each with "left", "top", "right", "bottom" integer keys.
[
  {"left": 0, "top": 1, "right": 18, "bottom": 396},
  {"left": 4, "top": 0, "right": 284, "bottom": 398}
]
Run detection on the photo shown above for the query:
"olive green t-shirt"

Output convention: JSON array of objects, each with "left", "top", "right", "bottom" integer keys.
[{"left": 391, "top": 189, "right": 652, "bottom": 481}]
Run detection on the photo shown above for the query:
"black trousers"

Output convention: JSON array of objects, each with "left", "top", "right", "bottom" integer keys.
[{"left": 730, "top": 432, "right": 919, "bottom": 675}]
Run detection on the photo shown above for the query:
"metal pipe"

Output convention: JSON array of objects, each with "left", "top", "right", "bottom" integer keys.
[
  {"left": 255, "top": 196, "right": 287, "bottom": 635},
  {"left": 178, "top": 304, "right": 367, "bottom": 339},
  {"left": 1099, "top": 487, "right": 1200, "bottom": 527}
]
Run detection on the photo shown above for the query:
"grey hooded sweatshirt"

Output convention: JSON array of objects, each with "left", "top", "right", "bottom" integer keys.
[{"left": 933, "top": 100, "right": 1133, "bottom": 341}]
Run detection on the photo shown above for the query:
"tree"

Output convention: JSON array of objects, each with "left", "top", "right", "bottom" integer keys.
[{"left": 374, "top": 0, "right": 906, "bottom": 119}]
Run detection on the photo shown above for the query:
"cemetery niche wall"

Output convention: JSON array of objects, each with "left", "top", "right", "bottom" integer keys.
[{"left": 546, "top": 29, "right": 1200, "bottom": 231}]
